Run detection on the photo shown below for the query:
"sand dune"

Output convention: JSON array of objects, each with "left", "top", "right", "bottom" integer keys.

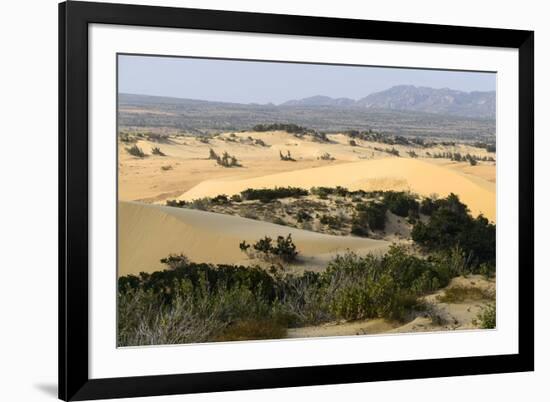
[
  {"left": 179, "top": 158, "right": 495, "bottom": 221},
  {"left": 118, "top": 201, "right": 390, "bottom": 276}
]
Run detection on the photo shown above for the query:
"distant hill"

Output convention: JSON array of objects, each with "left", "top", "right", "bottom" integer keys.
[
  {"left": 357, "top": 85, "right": 495, "bottom": 119},
  {"left": 281, "top": 86, "right": 495, "bottom": 119},
  {"left": 118, "top": 88, "right": 496, "bottom": 140},
  {"left": 281, "top": 95, "right": 356, "bottom": 107}
]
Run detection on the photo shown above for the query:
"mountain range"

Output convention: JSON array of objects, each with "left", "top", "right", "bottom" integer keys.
[
  {"left": 281, "top": 85, "right": 495, "bottom": 119},
  {"left": 118, "top": 85, "right": 496, "bottom": 139}
]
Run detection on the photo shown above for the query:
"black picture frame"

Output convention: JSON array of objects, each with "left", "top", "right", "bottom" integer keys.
[{"left": 59, "top": 1, "right": 534, "bottom": 400}]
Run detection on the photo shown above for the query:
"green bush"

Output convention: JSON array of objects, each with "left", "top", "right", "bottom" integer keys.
[
  {"left": 240, "top": 187, "right": 308, "bottom": 202},
  {"left": 118, "top": 241, "right": 481, "bottom": 346},
  {"left": 354, "top": 201, "right": 387, "bottom": 231},
  {"left": 320, "top": 214, "right": 342, "bottom": 229},
  {"left": 188, "top": 198, "right": 211, "bottom": 210},
  {"left": 230, "top": 194, "right": 242, "bottom": 203},
  {"left": 211, "top": 194, "right": 230, "bottom": 205},
  {"left": 240, "top": 234, "right": 298, "bottom": 263},
  {"left": 476, "top": 303, "right": 496, "bottom": 329},
  {"left": 253, "top": 123, "right": 308, "bottom": 134},
  {"left": 310, "top": 186, "right": 350, "bottom": 198},
  {"left": 296, "top": 209, "right": 312, "bottom": 223},
  {"left": 411, "top": 193, "right": 495, "bottom": 265},
  {"left": 166, "top": 199, "right": 187, "bottom": 207},
  {"left": 383, "top": 191, "right": 419, "bottom": 217},
  {"left": 350, "top": 223, "right": 369, "bottom": 237},
  {"left": 419, "top": 197, "right": 437, "bottom": 215}
]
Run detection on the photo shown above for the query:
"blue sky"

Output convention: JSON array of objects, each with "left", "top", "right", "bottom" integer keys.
[{"left": 118, "top": 54, "right": 496, "bottom": 104}]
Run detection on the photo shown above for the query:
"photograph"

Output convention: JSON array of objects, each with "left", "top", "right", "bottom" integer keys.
[{"left": 116, "top": 55, "right": 497, "bottom": 347}]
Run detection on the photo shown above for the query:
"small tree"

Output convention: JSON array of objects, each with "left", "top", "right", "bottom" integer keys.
[
  {"left": 151, "top": 147, "right": 166, "bottom": 156},
  {"left": 239, "top": 234, "right": 298, "bottom": 263},
  {"left": 126, "top": 144, "right": 146, "bottom": 158},
  {"left": 279, "top": 150, "right": 295, "bottom": 161},
  {"left": 208, "top": 148, "right": 218, "bottom": 160},
  {"left": 215, "top": 151, "right": 240, "bottom": 167}
]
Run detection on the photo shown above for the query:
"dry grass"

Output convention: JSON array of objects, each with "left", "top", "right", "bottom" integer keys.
[
  {"left": 214, "top": 319, "right": 287, "bottom": 342},
  {"left": 437, "top": 285, "right": 494, "bottom": 303}
]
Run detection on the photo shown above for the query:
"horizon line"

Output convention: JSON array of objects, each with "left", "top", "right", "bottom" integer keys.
[{"left": 118, "top": 84, "right": 496, "bottom": 107}]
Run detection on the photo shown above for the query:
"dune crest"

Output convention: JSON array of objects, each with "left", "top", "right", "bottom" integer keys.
[
  {"left": 118, "top": 201, "right": 390, "bottom": 276},
  {"left": 179, "top": 158, "right": 495, "bottom": 221}
]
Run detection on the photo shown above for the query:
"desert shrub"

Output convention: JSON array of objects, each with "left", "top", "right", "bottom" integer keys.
[
  {"left": 119, "top": 132, "right": 136, "bottom": 143},
  {"left": 125, "top": 144, "right": 146, "bottom": 158},
  {"left": 119, "top": 260, "right": 278, "bottom": 304},
  {"left": 478, "top": 262, "right": 496, "bottom": 278},
  {"left": 319, "top": 214, "right": 339, "bottom": 228},
  {"left": 117, "top": 285, "right": 225, "bottom": 346},
  {"left": 310, "top": 186, "right": 350, "bottom": 198},
  {"left": 354, "top": 201, "right": 387, "bottom": 231},
  {"left": 118, "top": 241, "right": 479, "bottom": 345},
  {"left": 476, "top": 303, "right": 496, "bottom": 329},
  {"left": 253, "top": 123, "right": 311, "bottom": 134},
  {"left": 240, "top": 234, "right": 298, "bottom": 263},
  {"left": 215, "top": 319, "right": 287, "bottom": 341},
  {"left": 321, "top": 247, "right": 436, "bottom": 321},
  {"left": 254, "top": 138, "right": 268, "bottom": 147},
  {"left": 145, "top": 133, "right": 166, "bottom": 142},
  {"left": 161, "top": 165, "right": 172, "bottom": 171},
  {"left": 407, "top": 207, "right": 420, "bottom": 224},
  {"left": 230, "top": 194, "right": 242, "bottom": 203},
  {"left": 242, "top": 211, "right": 259, "bottom": 220},
  {"left": 216, "top": 151, "right": 241, "bottom": 167},
  {"left": 208, "top": 148, "right": 218, "bottom": 160},
  {"left": 240, "top": 187, "right": 308, "bottom": 202},
  {"left": 279, "top": 150, "right": 295, "bottom": 161},
  {"left": 349, "top": 139, "right": 357, "bottom": 146},
  {"left": 159, "top": 253, "right": 190, "bottom": 270},
  {"left": 166, "top": 199, "right": 186, "bottom": 207},
  {"left": 407, "top": 150, "right": 418, "bottom": 158},
  {"left": 188, "top": 198, "right": 211, "bottom": 210},
  {"left": 272, "top": 217, "right": 287, "bottom": 226},
  {"left": 383, "top": 191, "right": 419, "bottom": 217},
  {"left": 374, "top": 147, "right": 400, "bottom": 156},
  {"left": 419, "top": 197, "right": 437, "bottom": 215},
  {"left": 318, "top": 152, "right": 335, "bottom": 161},
  {"left": 437, "top": 286, "right": 493, "bottom": 303},
  {"left": 296, "top": 209, "right": 312, "bottom": 223},
  {"left": 151, "top": 146, "right": 166, "bottom": 156},
  {"left": 428, "top": 246, "right": 469, "bottom": 281},
  {"left": 350, "top": 223, "right": 369, "bottom": 237},
  {"left": 198, "top": 136, "right": 209, "bottom": 144},
  {"left": 411, "top": 193, "right": 495, "bottom": 265},
  {"left": 211, "top": 194, "right": 230, "bottom": 205}
]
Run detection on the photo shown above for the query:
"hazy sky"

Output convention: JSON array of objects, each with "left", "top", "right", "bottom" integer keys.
[{"left": 118, "top": 54, "right": 496, "bottom": 104}]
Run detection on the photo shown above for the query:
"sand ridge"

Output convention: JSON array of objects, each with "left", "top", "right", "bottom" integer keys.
[
  {"left": 118, "top": 201, "right": 390, "bottom": 277},
  {"left": 179, "top": 157, "right": 496, "bottom": 221}
]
